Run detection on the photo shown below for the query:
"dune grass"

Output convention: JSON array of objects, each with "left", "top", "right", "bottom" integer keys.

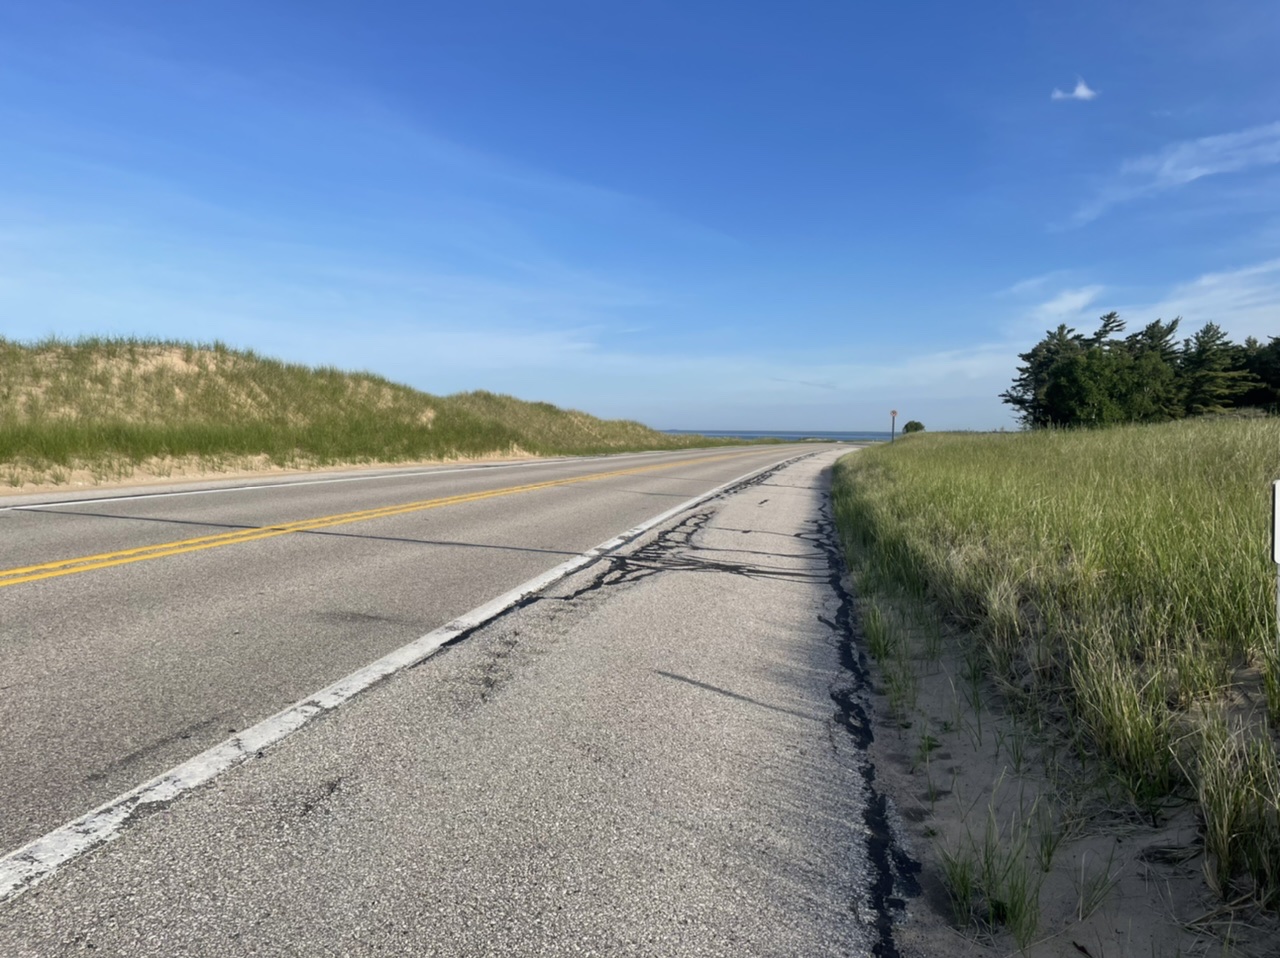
[
  {"left": 0, "top": 336, "right": 740, "bottom": 486},
  {"left": 832, "top": 419, "right": 1280, "bottom": 909}
]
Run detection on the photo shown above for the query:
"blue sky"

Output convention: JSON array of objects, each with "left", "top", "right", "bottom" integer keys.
[{"left": 2, "top": 1, "right": 1278, "bottom": 430}]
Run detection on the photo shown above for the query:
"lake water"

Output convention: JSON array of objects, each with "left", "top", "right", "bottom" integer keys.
[{"left": 664, "top": 429, "right": 891, "bottom": 442}]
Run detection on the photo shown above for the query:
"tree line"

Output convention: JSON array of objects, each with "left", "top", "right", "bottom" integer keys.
[{"left": 1000, "top": 313, "right": 1280, "bottom": 428}]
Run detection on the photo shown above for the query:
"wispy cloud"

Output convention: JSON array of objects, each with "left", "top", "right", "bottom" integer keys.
[
  {"left": 997, "top": 271, "right": 1073, "bottom": 298},
  {"left": 1051, "top": 78, "right": 1098, "bottom": 102},
  {"left": 1005, "top": 260, "right": 1280, "bottom": 347},
  {"left": 1076, "top": 121, "right": 1280, "bottom": 223},
  {"left": 0, "top": 215, "right": 646, "bottom": 361},
  {"left": 767, "top": 376, "right": 839, "bottom": 391},
  {"left": 1123, "top": 121, "right": 1280, "bottom": 189},
  {"left": 1028, "top": 285, "right": 1105, "bottom": 329},
  {"left": 1121, "top": 258, "right": 1280, "bottom": 342}
]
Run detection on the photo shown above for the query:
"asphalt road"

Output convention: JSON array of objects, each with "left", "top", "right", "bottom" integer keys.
[
  {"left": 0, "top": 445, "right": 920, "bottom": 957},
  {"left": 0, "top": 446, "right": 824, "bottom": 854}
]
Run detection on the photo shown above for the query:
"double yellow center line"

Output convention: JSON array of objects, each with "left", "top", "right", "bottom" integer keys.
[{"left": 0, "top": 451, "right": 757, "bottom": 590}]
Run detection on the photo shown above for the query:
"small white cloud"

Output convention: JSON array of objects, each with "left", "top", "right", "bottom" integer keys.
[{"left": 1051, "top": 78, "right": 1098, "bottom": 102}]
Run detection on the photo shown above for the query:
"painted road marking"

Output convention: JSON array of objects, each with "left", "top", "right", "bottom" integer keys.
[
  {"left": 0, "top": 452, "right": 809, "bottom": 903},
  {"left": 0, "top": 450, "right": 759, "bottom": 589},
  {"left": 0, "top": 448, "right": 686, "bottom": 512}
]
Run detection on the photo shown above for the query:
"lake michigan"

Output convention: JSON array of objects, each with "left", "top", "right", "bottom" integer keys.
[{"left": 664, "top": 429, "right": 891, "bottom": 442}]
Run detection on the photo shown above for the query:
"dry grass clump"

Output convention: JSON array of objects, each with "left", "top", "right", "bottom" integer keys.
[
  {"left": 0, "top": 336, "right": 736, "bottom": 486},
  {"left": 832, "top": 419, "right": 1280, "bottom": 910}
]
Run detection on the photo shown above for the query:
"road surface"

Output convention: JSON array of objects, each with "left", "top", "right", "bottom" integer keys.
[{"left": 0, "top": 445, "right": 921, "bottom": 956}]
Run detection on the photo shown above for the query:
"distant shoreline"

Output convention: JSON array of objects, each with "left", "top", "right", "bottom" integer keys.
[{"left": 664, "top": 429, "right": 890, "bottom": 442}]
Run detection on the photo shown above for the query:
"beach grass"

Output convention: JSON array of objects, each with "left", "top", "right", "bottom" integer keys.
[
  {"left": 832, "top": 420, "right": 1280, "bottom": 909},
  {"left": 0, "top": 336, "right": 739, "bottom": 486}
]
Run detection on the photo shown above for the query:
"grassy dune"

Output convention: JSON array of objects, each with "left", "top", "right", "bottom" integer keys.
[
  {"left": 0, "top": 337, "right": 734, "bottom": 487},
  {"left": 833, "top": 420, "right": 1280, "bottom": 911}
]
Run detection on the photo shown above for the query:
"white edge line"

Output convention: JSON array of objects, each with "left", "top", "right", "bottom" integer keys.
[
  {"left": 0, "top": 449, "right": 695, "bottom": 512},
  {"left": 0, "top": 452, "right": 809, "bottom": 904}
]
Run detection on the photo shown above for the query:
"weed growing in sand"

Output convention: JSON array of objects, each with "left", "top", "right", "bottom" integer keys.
[
  {"left": 915, "top": 604, "right": 944, "bottom": 664},
  {"left": 1034, "top": 803, "right": 1066, "bottom": 873},
  {"left": 861, "top": 602, "right": 895, "bottom": 660},
  {"left": 883, "top": 651, "right": 919, "bottom": 722},
  {"left": 857, "top": 598, "right": 921, "bottom": 721},
  {"left": 1073, "top": 844, "right": 1123, "bottom": 921},
  {"left": 938, "top": 797, "right": 1043, "bottom": 948},
  {"left": 913, "top": 729, "right": 942, "bottom": 773}
]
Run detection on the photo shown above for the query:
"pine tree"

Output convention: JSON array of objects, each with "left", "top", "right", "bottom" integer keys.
[
  {"left": 1234, "top": 336, "right": 1280, "bottom": 411},
  {"left": 1000, "top": 324, "right": 1086, "bottom": 427},
  {"left": 1088, "top": 311, "right": 1126, "bottom": 346},
  {"left": 1043, "top": 347, "right": 1128, "bottom": 425},
  {"left": 1119, "top": 318, "right": 1183, "bottom": 422},
  {"left": 1179, "top": 322, "right": 1252, "bottom": 416},
  {"left": 1002, "top": 313, "right": 1270, "bottom": 427}
]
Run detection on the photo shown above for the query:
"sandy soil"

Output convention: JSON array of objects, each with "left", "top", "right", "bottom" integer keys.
[{"left": 856, "top": 589, "right": 1279, "bottom": 958}]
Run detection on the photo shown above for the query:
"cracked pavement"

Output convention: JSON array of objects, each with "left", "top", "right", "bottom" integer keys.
[{"left": 0, "top": 449, "right": 920, "bottom": 957}]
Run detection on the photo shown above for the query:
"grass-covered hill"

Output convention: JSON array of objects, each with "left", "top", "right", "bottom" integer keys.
[{"left": 0, "top": 337, "right": 730, "bottom": 488}]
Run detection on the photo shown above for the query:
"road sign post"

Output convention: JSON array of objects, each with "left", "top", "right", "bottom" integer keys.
[
  {"left": 1273, "top": 481, "right": 1279, "bottom": 651},
  {"left": 890, "top": 409, "right": 897, "bottom": 443}
]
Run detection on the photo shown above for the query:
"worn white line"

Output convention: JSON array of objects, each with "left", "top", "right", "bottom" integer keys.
[
  {"left": 0, "top": 452, "right": 807, "bottom": 905},
  {"left": 0, "top": 448, "right": 698, "bottom": 512}
]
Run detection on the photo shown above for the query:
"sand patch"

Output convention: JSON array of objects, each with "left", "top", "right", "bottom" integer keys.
[{"left": 856, "top": 589, "right": 1279, "bottom": 958}]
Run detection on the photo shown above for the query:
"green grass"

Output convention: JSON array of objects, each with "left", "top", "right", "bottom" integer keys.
[
  {"left": 832, "top": 419, "right": 1280, "bottom": 909},
  {"left": 938, "top": 795, "right": 1043, "bottom": 948},
  {"left": 0, "top": 336, "right": 744, "bottom": 483}
]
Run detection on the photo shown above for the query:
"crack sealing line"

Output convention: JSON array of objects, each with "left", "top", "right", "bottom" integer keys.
[{"left": 810, "top": 509, "right": 922, "bottom": 958}]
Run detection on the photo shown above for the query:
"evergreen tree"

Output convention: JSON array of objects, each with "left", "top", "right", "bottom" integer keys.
[
  {"left": 1179, "top": 323, "right": 1253, "bottom": 416},
  {"left": 1042, "top": 347, "right": 1129, "bottom": 425},
  {"left": 1234, "top": 336, "right": 1280, "bottom": 411},
  {"left": 1118, "top": 318, "right": 1183, "bottom": 422},
  {"left": 1002, "top": 312, "right": 1271, "bottom": 428},
  {"left": 1000, "top": 324, "right": 1086, "bottom": 427},
  {"left": 1088, "top": 310, "right": 1126, "bottom": 346}
]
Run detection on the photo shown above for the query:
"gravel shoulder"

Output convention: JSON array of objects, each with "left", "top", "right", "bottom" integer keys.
[{"left": 0, "top": 448, "right": 921, "bottom": 957}]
